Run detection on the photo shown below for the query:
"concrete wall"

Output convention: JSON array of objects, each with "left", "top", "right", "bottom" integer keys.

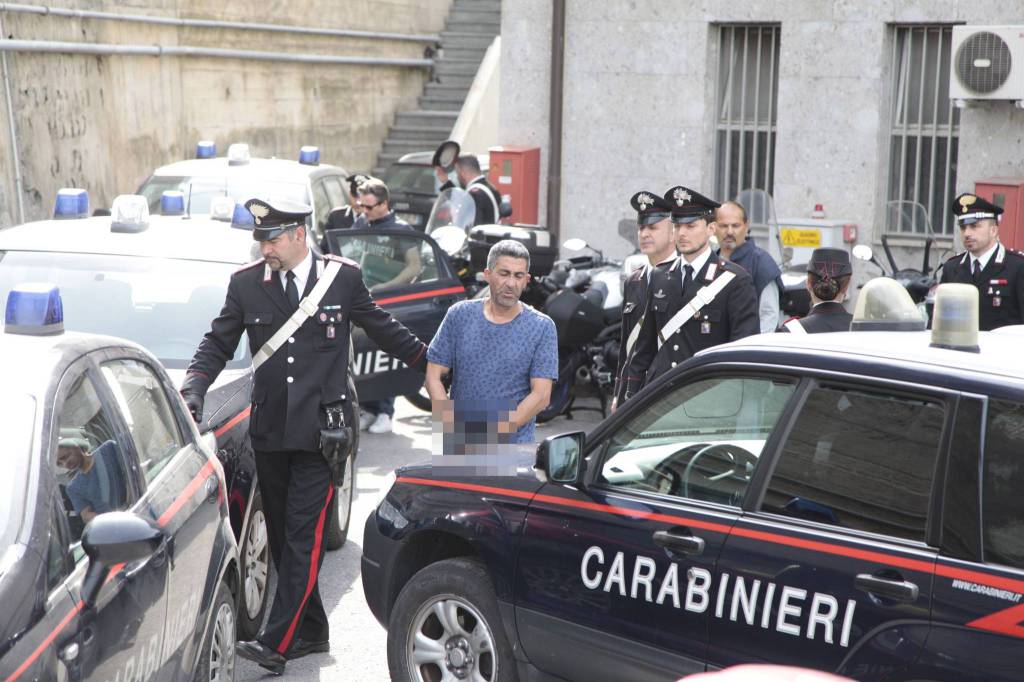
[
  {"left": 0, "top": 0, "right": 451, "bottom": 226},
  {"left": 451, "top": 36, "right": 500, "bottom": 156},
  {"left": 499, "top": 0, "right": 1024, "bottom": 271}
]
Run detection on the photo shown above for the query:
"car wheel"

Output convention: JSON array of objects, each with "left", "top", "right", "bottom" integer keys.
[
  {"left": 236, "top": 490, "right": 270, "bottom": 639},
  {"left": 325, "top": 451, "right": 355, "bottom": 551},
  {"left": 387, "top": 557, "right": 519, "bottom": 682},
  {"left": 404, "top": 388, "right": 432, "bottom": 412},
  {"left": 194, "top": 580, "right": 235, "bottom": 682}
]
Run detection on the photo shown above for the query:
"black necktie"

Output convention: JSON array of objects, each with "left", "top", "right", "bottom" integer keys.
[
  {"left": 972, "top": 260, "right": 981, "bottom": 281},
  {"left": 682, "top": 264, "right": 694, "bottom": 300},
  {"left": 285, "top": 270, "right": 299, "bottom": 309}
]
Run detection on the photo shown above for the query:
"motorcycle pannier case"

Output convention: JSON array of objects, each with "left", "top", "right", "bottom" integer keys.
[
  {"left": 544, "top": 289, "right": 605, "bottom": 346},
  {"left": 468, "top": 224, "right": 558, "bottom": 277}
]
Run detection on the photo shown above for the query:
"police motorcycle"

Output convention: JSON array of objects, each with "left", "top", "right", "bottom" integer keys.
[{"left": 853, "top": 200, "right": 949, "bottom": 322}]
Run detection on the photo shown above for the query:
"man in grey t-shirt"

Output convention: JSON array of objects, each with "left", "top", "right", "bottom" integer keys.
[{"left": 426, "top": 240, "right": 558, "bottom": 446}]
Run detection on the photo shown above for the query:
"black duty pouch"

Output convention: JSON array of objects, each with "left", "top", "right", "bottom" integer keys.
[{"left": 319, "top": 403, "right": 353, "bottom": 484}]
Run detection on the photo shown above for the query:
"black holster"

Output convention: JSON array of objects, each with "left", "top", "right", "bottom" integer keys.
[{"left": 319, "top": 404, "right": 353, "bottom": 484}]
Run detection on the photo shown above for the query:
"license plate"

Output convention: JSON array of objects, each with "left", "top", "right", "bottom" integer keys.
[{"left": 398, "top": 212, "right": 422, "bottom": 225}]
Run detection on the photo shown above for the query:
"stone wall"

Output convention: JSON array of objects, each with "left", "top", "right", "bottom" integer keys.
[
  {"left": 0, "top": 0, "right": 451, "bottom": 226},
  {"left": 500, "top": 0, "right": 1024, "bottom": 271}
]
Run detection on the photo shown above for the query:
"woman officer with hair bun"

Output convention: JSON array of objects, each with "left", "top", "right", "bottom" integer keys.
[{"left": 778, "top": 248, "right": 854, "bottom": 334}]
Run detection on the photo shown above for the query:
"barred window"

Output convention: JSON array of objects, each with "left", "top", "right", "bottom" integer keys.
[
  {"left": 713, "top": 24, "right": 781, "bottom": 202},
  {"left": 886, "top": 25, "right": 960, "bottom": 236}
]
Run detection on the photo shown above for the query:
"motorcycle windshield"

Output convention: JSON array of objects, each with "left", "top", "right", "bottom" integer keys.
[{"left": 426, "top": 187, "right": 476, "bottom": 235}]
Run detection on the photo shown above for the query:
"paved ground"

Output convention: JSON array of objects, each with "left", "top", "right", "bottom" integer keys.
[{"left": 235, "top": 396, "right": 606, "bottom": 680}]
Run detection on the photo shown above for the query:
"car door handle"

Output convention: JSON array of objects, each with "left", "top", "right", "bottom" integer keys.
[
  {"left": 855, "top": 573, "right": 919, "bottom": 602},
  {"left": 652, "top": 529, "right": 705, "bottom": 556},
  {"left": 205, "top": 475, "right": 219, "bottom": 500}
]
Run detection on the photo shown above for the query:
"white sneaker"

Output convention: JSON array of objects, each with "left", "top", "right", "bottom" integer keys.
[
  {"left": 368, "top": 413, "right": 392, "bottom": 434},
  {"left": 359, "top": 411, "right": 374, "bottom": 431}
]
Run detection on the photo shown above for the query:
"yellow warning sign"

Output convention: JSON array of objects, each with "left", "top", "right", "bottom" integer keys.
[{"left": 780, "top": 228, "right": 822, "bottom": 247}]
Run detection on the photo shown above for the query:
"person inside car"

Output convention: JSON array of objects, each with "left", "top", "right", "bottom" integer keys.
[{"left": 57, "top": 437, "right": 127, "bottom": 524}]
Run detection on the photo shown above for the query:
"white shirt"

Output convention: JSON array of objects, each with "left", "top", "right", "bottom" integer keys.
[
  {"left": 969, "top": 242, "right": 999, "bottom": 273},
  {"left": 680, "top": 247, "right": 713, "bottom": 287},
  {"left": 759, "top": 281, "right": 781, "bottom": 333},
  {"left": 281, "top": 248, "right": 313, "bottom": 295}
]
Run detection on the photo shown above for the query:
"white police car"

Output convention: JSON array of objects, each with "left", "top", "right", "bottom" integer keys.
[
  {"left": 0, "top": 285, "right": 238, "bottom": 681},
  {"left": 362, "top": 284, "right": 1024, "bottom": 681},
  {"left": 135, "top": 141, "right": 350, "bottom": 245}
]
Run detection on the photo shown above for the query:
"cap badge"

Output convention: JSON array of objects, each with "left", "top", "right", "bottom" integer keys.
[
  {"left": 250, "top": 202, "right": 270, "bottom": 225},
  {"left": 638, "top": 193, "right": 654, "bottom": 211},
  {"left": 673, "top": 188, "right": 691, "bottom": 206},
  {"left": 959, "top": 195, "right": 977, "bottom": 214}
]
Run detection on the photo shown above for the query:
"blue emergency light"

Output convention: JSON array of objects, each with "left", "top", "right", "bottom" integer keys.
[
  {"left": 196, "top": 140, "right": 216, "bottom": 159},
  {"left": 5, "top": 284, "right": 64, "bottom": 335},
  {"left": 231, "top": 203, "right": 255, "bottom": 229},
  {"left": 53, "top": 188, "right": 89, "bottom": 219},
  {"left": 161, "top": 190, "right": 186, "bottom": 215},
  {"left": 298, "top": 146, "right": 320, "bottom": 166}
]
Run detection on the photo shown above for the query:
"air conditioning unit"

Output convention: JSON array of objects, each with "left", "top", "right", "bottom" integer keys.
[{"left": 949, "top": 26, "right": 1024, "bottom": 103}]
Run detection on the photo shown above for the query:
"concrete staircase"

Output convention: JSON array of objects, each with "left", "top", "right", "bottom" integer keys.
[{"left": 372, "top": 0, "right": 501, "bottom": 175}]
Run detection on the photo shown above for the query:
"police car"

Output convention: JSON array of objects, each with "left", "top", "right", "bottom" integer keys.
[
  {"left": 0, "top": 193, "right": 286, "bottom": 638},
  {"left": 0, "top": 285, "right": 238, "bottom": 681},
  {"left": 135, "top": 141, "right": 349, "bottom": 245},
  {"left": 362, "top": 285, "right": 1024, "bottom": 681},
  {"left": 381, "top": 151, "right": 490, "bottom": 230}
]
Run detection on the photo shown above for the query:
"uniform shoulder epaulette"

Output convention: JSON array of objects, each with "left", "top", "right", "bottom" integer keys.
[
  {"left": 232, "top": 259, "right": 265, "bottom": 275},
  {"left": 1006, "top": 248, "right": 1024, "bottom": 260},
  {"left": 719, "top": 259, "right": 748, "bottom": 276},
  {"left": 944, "top": 252, "right": 964, "bottom": 263},
  {"left": 325, "top": 253, "right": 360, "bottom": 268}
]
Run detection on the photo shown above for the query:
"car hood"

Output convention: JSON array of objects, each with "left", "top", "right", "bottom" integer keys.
[{"left": 394, "top": 449, "right": 549, "bottom": 496}]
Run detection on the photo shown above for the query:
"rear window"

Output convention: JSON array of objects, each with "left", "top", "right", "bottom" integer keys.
[
  {"left": 982, "top": 399, "right": 1024, "bottom": 568},
  {"left": 138, "top": 175, "right": 309, "bottom": 215},
  {"left": 383, "top": 163, "right": 439, "bottom": 196}
]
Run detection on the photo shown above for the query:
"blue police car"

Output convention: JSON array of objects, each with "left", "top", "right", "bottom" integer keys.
[
  {"left": 362, "top": 285, "right": 1024, "bottom": 681},
  {"left": 0, "top": 285, "right": 239, "bottom": 681}
]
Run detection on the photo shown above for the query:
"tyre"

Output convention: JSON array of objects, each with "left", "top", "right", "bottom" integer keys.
[
  {"left": 387, "top": 557, "right": 519, "bottom": 682},
  {"left": 404, "top": 388, "right": 432, "bottom": 412},
  {"left": 193, "top": 580, "right": 235, "bottom": 682},
  {"left": 236, "top": 490, "right": 270, "bottom": 639},
  {"left": 325, "top": 451, "right": 355, "bottom": 551}
]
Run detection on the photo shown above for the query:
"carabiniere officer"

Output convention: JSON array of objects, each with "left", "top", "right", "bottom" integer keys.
[
  {"left": 181, "top": 198, "right": 427, "bottom": 675},
  {"left": 625, "top": 186, "right": 759, "bottom": 397},
  {"left": 940, "top": 192, "right": 1024, "bottom": 330}
]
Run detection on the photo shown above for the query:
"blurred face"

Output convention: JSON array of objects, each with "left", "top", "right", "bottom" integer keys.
[
  {"left": 675, "top": 217, "right": 716, "bottom": 258},
  {"left": 259, "top": 226, "right": 308, "bottom": 271},
  {"left": 57, "top": 445, "right": 86, "bottom": 471},
  {"left": 637, "top": 218, "right": 676, "bottom": 262},
  {"left": 716, "top": 203, "right": 749, "bottom": 252},
  {"left": 357, "top": 192, "right": 388, "bottom": 222},
  {"left": 484, "top": 255, "right": 530, "bottom": 309},
  {"left": 960, "top": 218, "right": 998, "bottom": 255}
]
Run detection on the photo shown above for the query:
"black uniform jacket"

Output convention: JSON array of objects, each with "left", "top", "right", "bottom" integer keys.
[
  {"left": 613, "top": 256, "right": 676, "bottom": 404},
  {"left": 777, "top": 301, "right": 852, "bottom": 333},
  {"left": 319, "top": 207, "right": 367, "bottom": 253},
  {"left": 625, "top": 251, "right": 758, "bottom": 398},
  {"left": 939, "top": 243, "right": 1024, "bottom": 331},
  {"left": 183, "top": 253, "right": 427, "bottom": 452},
  {"left": 441, "top": 176, "right": 502, "bottom": 225}
]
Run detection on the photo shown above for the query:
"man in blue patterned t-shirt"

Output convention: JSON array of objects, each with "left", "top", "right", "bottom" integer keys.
[{"left": 426, "top": 240, "right": 558, "bottom": 446}]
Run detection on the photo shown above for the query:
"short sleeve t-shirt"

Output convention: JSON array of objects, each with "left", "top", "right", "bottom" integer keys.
[
  {"left": 427, "top": 299, "right": 559, "bottom": 443},
  {"left": 67, "top": 441, "right": 126, "bottom": 515}
]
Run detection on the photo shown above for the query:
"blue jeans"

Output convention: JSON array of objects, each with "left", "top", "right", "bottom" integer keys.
[{"left": 360, "top": 398, "right": 394, "bottom": 418}]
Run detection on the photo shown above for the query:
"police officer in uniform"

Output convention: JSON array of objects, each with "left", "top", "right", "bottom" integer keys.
[
  {"left": 435, "top": 154, "right": 503, "bottom": 225},
  {"left": 777, "top": 248, "right": 853, "bottom": 333},
  {"left": 940, "top": 192, "right": 1024, "bottom": 330},
  {"left": 319, "top": 173, "right": 370, "bottom": 254},
  {"left": 612, "top": 190, "right": 678, "bottom": 410},
  {"left": 625, "top": 186, "right": 758, "bottom": 396},
  {"left": 182, "top": 198, "right": 427, "bottom": 675}
]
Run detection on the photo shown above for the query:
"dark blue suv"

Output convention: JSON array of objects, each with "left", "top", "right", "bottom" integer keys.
[{"left": 362, "top": 325, "right": 1024, "bottom": 681}]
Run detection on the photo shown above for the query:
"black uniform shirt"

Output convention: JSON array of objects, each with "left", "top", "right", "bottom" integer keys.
[
  {"left": 613, "top": 255, "right": 676, "bottom": 404},
  {"left": 777, "top": 301, "right": 852, "bottom": 334},
  {"left": 183, "top": 253, "right": 427, "bottom": 452},
  {"left": 940, "top": 243, "right": 1024, "bottom": 331}
]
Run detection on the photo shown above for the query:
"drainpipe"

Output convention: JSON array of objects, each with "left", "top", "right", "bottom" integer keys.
[
  {"left": 546, "top": 0, "right": 565, "bottom": 240},
  {"left": 0, "top": 16, "right": 24, "bottom": 224}
]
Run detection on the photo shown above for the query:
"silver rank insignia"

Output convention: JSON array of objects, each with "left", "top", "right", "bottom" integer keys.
[
  {"left": 654, "top": 289, "right": 666, "bottom": 299},
  {"left": 701, "top": 320, "right": 711, "bottom": 334},
  {"left": 673, "top": 187, "right": 692, "bottom": 206},
  {"left": 638, "top": 193, "right": 654, "bottom": 211}
]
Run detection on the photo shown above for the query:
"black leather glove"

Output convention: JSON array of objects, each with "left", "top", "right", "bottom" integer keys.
[{"left": 182, "top": 392, "right": 204, "bottom": 423}]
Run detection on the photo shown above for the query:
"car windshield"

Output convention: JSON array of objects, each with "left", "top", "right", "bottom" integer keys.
[
  {"left": 0, "top": 251, "right": 248, "bottom": 369},
  {"left": 138, "top": 175, "right": 309, "bottom": 215},
  {"left": 383, "top": 163, "right": 439, "bottom": 196},
  {"left": 0, "top": 393, "right": 36, "bottom": 556}
]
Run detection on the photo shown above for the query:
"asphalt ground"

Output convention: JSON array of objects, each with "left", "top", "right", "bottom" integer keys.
[{"left": 235, "top": 395, "right": 606, "bottom": 680}]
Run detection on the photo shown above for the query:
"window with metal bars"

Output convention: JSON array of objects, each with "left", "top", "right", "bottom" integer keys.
[
  {"left": 886, "top": 25, "right": 960, "bottom": 236},
  {"left": 713, "top": 24, "right": 781, "bottom": 203}
]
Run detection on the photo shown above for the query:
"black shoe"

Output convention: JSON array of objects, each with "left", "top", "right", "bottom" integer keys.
[
  {"left": 235, "top": 640, "right": 286, "bottom": 676},
  {"left": 287, "top": 638, "right": 330, "bottom": 660}
]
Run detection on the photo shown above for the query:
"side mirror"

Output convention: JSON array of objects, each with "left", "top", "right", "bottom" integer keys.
[
  {"left": 852, "top": 244, "right": 874, "bottom": 262},
  {"left": 536, "top": 431, "right": 586, "bottom": 485},
  {"left": 563, "top": 238, "right": 587, "bottom": 251},
  {"left": 432, "top": 224, "right": 468, "bottom": 256},
  {"left": 81, "top": 512, "right": 164, "bottom": 607}
]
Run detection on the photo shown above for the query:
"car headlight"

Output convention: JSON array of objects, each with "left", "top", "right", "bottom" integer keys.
[{"left": 373, "top": 470, "right": 398, "bottom": 509}]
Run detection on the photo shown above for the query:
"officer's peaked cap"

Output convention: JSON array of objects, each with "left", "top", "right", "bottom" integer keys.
[
  {"left": 246, "top": 198, "right": 312, "bottom": 241},
  {"left": 631, "top": 190, "right": 673, "bottom": 226},
  {"left": 951, "top": 193, "right": 1003, "bottom": 226},
  {"left": 807, "top": 247, "right": 852, "bottom": 278},
  {"left": 664, "top": 186, "right": 720, "bottom": 224}
]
